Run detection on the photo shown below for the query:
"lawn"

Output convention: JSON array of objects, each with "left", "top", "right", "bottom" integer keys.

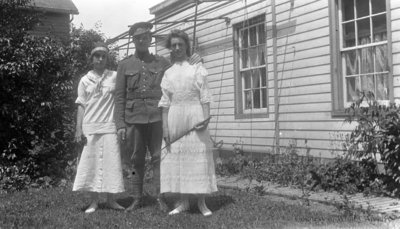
[{"left": 1, "top": 180, "right": 396, "bottom": 229}]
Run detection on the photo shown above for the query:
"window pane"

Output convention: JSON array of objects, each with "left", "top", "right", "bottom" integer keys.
[
  {"left": 343, "top": 22, "right": 356, "bottom": 47},
  {"left": 360, "top": 74, "right": 374, "bottom": 93},
  {"left": 346, "top": 76, "right": 360, "bottom": 102},
  {"left": 249, "top": 47, "right": 258, "bottom": 67},
  {"left": 371, "top": 0, "right": 385, "bottom": 14},
  {"left": 235, "top": 14, "right": 267, "bottom": 112},
  {"left": 242, "top": 71, "right": 251, "bottom": 89},
  {"left": 241, "top": 29, "right": 248, "bottom": 48},
  {"left": 375, "top": 74, "right": 389, "bottom": 100},
  {"left": 258, "top": 23, "right": 265, "bottom": 44},
  {"left": 357, "top": 18, "right": 371, "bottom": 45},
  {"left": 261, "top": 88, "right": 267, "bottom": 108},
  {"left": 244, "top": 90, "right": 252, "bottom": 109},
  {"left": 359, "top": 47, "right": 374, "bottom": 74},
  {"left": 343, "top": 50, "right": 359, "bottom": 75},
  {"left": 249, "top": 26, "right": 257, "bottom": 46},
  {"left": 261, "top": 68, "right": 267, "bottom": 86},
  {"left": 253, "top": 89, "right": 260, "bottom": 108},
  {"left": 241, "top": 49, "right": 248, "bottom": 68},
  {"left": 375, "top": 44, "right": 388, "bottom": 72},
  {"left": 252, "top": 69, "right": 260, "bottom": 88},
  {"left": 356, "top": 0, "right": 369, "bottom": 18},
  {"left": 342, "top": 0, "right": 355, "bottom": 21},
  {"left": 258, "top": 45, "right": 266, "bottom": 65},
  {"left": 372, "top": 15, "right": 387, "bottom": 42}
]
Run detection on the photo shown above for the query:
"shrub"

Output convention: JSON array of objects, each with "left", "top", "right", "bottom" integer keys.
[
  {"left": 215, "top": 150, "right": 249, "bottom": 177},
  {"left": 345, "top": 91, "right": 400, "bottom": 196},
  {"left": 216, "top": 147, "right": 390, "bottom": 196}
]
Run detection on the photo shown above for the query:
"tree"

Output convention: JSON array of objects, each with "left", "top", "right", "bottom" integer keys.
[{"left": 0, "top": 0, "right": 117, "bottom": 191}]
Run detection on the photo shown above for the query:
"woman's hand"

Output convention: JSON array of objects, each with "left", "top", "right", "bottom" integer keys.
[
  {"left": 163, "top": 126, "right": 170, "bottom": 145},
  {"left": 74, "top": 129, "right": 85, "bottom": 144},
  {"left": 194, "top": 117, "right": 210, "bottom": 131}
]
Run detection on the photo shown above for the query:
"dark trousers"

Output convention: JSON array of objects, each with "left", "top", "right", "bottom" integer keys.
[{"left": 125, "top": 121, "right": 162, "bottom": 198}]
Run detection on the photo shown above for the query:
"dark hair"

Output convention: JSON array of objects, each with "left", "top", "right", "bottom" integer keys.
[
  {"left": 87, "top": 42, "right": 110, "bottom": 69},
  {"left": 165, "top": 29, "right": 191, "bottom": 57}
]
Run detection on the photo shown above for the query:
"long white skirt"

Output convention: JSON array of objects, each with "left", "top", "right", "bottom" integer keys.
[
  {"left": 73, "top": 133, "right": 125, "bottom": 193},
  {"left": 160, "top": 103, "right": 218, "bottom": 194}
]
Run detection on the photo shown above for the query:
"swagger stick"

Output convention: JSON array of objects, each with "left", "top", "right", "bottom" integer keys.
[{"left": 147, "top": 116, "right": 212, "bottom": 162}]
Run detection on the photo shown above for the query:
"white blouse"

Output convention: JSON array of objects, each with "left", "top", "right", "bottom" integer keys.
[{"left": 75, "top": 69, "right": 117, "bottom": 135}]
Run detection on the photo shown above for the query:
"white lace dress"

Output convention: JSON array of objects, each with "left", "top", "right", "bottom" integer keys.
[{"left": 158, "top": 61, "right": 218, "bottom": 194}]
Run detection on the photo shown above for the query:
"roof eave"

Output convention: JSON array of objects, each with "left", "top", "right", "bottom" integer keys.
[
  {"left": 150, "top": 0, "right": 195, "bottom": 16},
  {"left": 34, "top": 6, "right": 79, "bottom": 15}
]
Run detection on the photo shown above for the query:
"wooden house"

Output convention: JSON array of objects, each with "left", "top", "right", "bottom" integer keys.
[
  {"left": 146, "top": 0, "right": 397, "bottom": 159},
  {"left": 29, "top": 0, "right": 79, "bottom": 40}
]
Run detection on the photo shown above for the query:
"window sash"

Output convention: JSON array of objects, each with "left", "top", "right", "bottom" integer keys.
[
  {"left": 241, "top": 67, "right": 268, "bottom": 111},
  {"left": 236, "top": 14, "right": 267, "bottom": 113},
  {"left": 338, "top": 0, "right": 389, "bottom": 105}
]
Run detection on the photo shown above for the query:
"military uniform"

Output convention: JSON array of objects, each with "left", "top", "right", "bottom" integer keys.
[{"left": 114, "top": 52, "right": 170, "bottom": 199}]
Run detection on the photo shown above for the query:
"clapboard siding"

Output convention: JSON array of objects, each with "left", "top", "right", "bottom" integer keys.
[
  {"left": 392, "top": 0, "right": 400, "bottom": 101},
  {"left": 151, "top": 0, "right": 400, "bottom": 158}
]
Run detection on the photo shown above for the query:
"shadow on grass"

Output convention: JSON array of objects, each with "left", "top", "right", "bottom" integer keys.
[{"left": 114, "top": 192, "right": 235, "bottom": 214}]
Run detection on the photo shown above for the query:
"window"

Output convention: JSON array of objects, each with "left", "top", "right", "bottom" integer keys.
[
  {"left": 233, "top": 14, "right": 267, "bottom": 118},
  {"left": 330, "top": 0, "right": 391, "bottom": 114}
]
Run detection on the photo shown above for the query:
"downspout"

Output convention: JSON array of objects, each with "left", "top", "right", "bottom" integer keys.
[
  {"left": 192, "top": 0, "right": 199, "bottom": 54},
  {"left": 271, "top": 0, "right": 280, "bottom": 154}
]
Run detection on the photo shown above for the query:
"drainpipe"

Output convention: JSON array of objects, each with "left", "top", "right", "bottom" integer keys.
[
  {"left": 271, "top": 0, "right": 280, "bottom": 154},
  {"left": 192, "top": 0, "right": 199, "bottom": 54}
]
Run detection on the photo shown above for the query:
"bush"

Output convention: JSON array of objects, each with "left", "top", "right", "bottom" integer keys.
[
  {"left": 345, "top": 91, "right": 400, "bottom": 196},
  {"left": 216, "top": 148, "right": 390, "bottom": 196}
]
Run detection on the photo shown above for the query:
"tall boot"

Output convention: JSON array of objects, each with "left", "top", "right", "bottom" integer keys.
[
  {"left": 157, "top": 193, "right": 168, "bottom": 212},
  {"left": 125, "top": 170, "right": 143, "bottom": 212},
  {"left": 153, "top": 165, "right": 168, "bottom": 212}
]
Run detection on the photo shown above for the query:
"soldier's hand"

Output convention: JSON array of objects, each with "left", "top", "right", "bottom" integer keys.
[
  {"left": 117, "top": 128, "right": 126, "bottom": 142},
  {"left": 188, "top": 53, "right": 202, "bottom": 65}
]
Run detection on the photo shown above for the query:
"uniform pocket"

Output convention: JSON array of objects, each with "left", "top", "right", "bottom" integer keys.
[
  {"left": 125, "top": 100, "right": 135, "bottom": 110},
  {"left": 126, "top": 70, "right": 140, "bottom": 90}
]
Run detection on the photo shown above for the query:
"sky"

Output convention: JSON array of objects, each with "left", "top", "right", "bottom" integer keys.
[{"left": 72, "top": 0, "right": 163, "bottom": 39}]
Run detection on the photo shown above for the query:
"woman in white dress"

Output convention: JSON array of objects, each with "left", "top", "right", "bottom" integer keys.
[
  {"left": 159, "top": 30, "right": 218, "bottom": 216},
  {"left": 73, "top": 43, "right": 125, "bottom": 213}
]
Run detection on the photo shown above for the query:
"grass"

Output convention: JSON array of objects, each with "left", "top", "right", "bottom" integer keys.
[{"left": 1, "top": 179, "right": 395, "bottom": 229}]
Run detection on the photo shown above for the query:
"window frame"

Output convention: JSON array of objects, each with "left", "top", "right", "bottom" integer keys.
[
  {"left": 233, "top": 14, "right": 268, "bottom": 119},
  {"left": 329, "top": 0, "right": 393, "bottom": 117}
]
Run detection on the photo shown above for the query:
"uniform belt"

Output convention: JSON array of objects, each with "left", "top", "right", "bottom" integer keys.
[{"left": 126, "top": 91, "right": 162, "bottom": 99}]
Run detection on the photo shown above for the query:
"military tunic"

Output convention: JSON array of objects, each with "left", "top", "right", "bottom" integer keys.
[
  {"left": 114, "top": 52, "right": 170, "bottom": 198},
  {"left": 115, "top": 53, "right": 170, "bottom": 128}
]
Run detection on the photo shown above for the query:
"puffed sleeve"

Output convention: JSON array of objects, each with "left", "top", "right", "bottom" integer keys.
[
  {"left": 195, "top": 63, "right": 212, "bottom": 104},
  {"left": 75, "top": 77, "right": 87, "bottom": 106},
  {"left": 158, "top": 71, "right": 172, "bottom": 108}
]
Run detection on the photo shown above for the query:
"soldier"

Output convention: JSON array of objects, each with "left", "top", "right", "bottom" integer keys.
[{"left": 114, "top": 22, "right": 200, "bottom": 212}]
